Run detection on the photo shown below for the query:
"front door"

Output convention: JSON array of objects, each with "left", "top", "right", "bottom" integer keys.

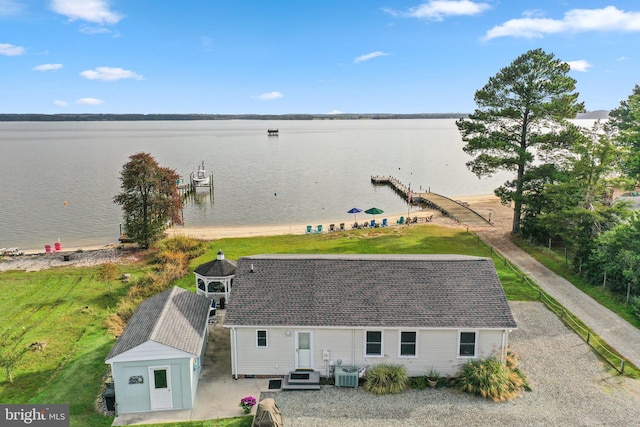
[
  {"left": 149, "top": 366, "right": 172, "bottom": 410},
  {"left": 295, "top": 331, "right": 313, "bottom": 369}
]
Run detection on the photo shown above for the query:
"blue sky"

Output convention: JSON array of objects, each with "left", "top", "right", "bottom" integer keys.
[{"left": 2, "top": 0, "right": 640, "bottom": 114}]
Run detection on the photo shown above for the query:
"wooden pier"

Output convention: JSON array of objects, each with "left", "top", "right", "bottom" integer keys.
[
  {"left": 371, "top": 175, "right": 491, "bottom": 227},
  {"left": 177, "top": 172, "right": 214, "bottom": 198}
]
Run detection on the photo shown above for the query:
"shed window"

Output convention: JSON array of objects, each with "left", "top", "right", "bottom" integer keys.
[
  {"left": 400, "top": 331, "right": 417, "bottom": 356},
  {"left": 256, "top": 330, "right": 268, "bottom": 347},
  {"left": 365, "top": 331, "right": 383, "bottom": 356},
  {"left": 459, "top": 331, "right": 476, "bottom": 357}
]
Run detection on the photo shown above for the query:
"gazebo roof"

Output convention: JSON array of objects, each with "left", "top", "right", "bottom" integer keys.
[{"left": 194, "top": 250, "right": 237, "bottom": 278}]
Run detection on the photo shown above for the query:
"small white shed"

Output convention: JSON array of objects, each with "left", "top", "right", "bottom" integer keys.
[{"left": 105, "top": 287, "right": 210, "bottom": 414}]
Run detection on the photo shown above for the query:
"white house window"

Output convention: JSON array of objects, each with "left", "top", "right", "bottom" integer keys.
[
  {"left": 400, "top": 331, "right": 417, "bottom": 357},
  {"left": 365, "top": 331, "right": 383, "bottom": 356},
  {"left": 459, "top": 331, "right": 477, "bottom": 357},
  {"left": 197, "top": 278, "right": 205, "bottom": 291},
  {"left": 256, "top": 330, "right": 268, "bottom": 347}
]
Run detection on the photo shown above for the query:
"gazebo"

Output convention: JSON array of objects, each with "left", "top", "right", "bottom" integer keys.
[{"left": 194, "top": 250, "right": 236, "bottom": 306}]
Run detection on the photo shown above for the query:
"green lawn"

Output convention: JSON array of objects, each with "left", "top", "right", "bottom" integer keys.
[{"left": 0, "top": 224, "right": 537, "bottom": 426}]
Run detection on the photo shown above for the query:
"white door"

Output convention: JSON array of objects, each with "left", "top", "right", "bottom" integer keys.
[
  {"left": 295, "top": 331, "right": 313, "bottom": 369},
  {"left": 149, "top": 366, "right": 172, "bottom": 410}
]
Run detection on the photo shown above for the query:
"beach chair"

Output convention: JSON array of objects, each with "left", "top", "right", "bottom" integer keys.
[
  {"left": 381, "top": 218, "right": 388, "bottom": 227},
  {"left": 306, "top": 225, "right": 313, "bottom": 234},
  {"left": 396, "top": 216, "right": 404, "bottom": 225},
  {"left": 316, "top": 224, "right": 323, "bottom": 233},
  {"left": 370, "top": 219, "right": 377, "bottom": 228},
  {"left": 411, "top": 217, "right": 418, "bottom": 224},
  {"left": 352, "top": 222, "right": 359, "bottom": 229},
  {"left": 362, "top": 221, "right": 369, "bottom": 228},
  {"left": 54, "top": 242, "right": 62, "bottom": 251},
  {"left": 339, "top": 223, "right": 345, "bottom": 231},
  {"left": 329, "top": 224, "right": 335, "bottom": 232},
  {"left": 45, "top": 244, "right": 53, "bottom": 253}
]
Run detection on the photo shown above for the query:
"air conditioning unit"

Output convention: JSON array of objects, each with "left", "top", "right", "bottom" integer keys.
[{"left": 334, "top": 366, "right": 358, "bottom": 388}]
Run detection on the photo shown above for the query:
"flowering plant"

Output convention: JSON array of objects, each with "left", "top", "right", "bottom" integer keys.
[{"left": 239, "top": 396, "right": 257, "bottom": 413}]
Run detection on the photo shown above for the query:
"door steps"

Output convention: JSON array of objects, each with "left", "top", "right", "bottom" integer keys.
[{"left": 282, "top": 370, "right": 320, "bottom": 390}]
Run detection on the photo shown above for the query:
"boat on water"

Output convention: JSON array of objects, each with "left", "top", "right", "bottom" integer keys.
[
  {"left": 193, "top": 161, "right": 210, "bottom": 187},
  {"left": 267, "top": 128, "right": 279, "bottom": 135}
]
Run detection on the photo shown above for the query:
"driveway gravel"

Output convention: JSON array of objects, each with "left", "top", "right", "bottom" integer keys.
[{"left": 262, "top": 302, "right": 640, "bottom": 426}]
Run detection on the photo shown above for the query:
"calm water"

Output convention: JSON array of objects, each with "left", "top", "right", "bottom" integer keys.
[{"left": 1, "top": 119, "right": 515, "bottom": 251}]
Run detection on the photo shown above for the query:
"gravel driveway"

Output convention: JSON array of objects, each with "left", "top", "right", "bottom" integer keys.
[{"left": 262, "top": 302, "right": 640, "bottom": 426}]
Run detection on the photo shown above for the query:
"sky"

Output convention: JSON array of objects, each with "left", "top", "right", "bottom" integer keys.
[{"left": 2, "top": 0, "right": 640, "bottom": 114}]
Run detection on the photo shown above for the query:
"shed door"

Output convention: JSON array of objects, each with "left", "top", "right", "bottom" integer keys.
[
  {"left": 296, "top": 331, "right": 313, "bottom": 369},
  {"left": 149, "top": 366, "right": 172, "bottom": 410}
]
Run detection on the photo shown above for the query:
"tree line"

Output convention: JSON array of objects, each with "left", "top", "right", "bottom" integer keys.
[{"left": 458, "top": 48, "right": 640, "bottom": 316}]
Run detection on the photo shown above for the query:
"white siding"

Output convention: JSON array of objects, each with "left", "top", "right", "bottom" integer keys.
[
  {"left": 106, "top": 341, "right": 194, "bottom": 364},
  {"left": 231, "top": 327, "right": 509, "bottom": 378}
]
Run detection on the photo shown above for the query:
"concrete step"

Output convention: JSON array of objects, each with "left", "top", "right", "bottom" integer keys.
[{"left": 282, "top": 371, "right": 320, "bottom": 390}]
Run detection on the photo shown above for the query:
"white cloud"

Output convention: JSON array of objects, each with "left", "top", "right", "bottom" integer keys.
[
  {"left": 76, "top": 97, "right": 104, "bottom": 105},
  {"left": 0, "top": 42, "right": 25, "bottom": 56},
  {"left": 255, "top": 91, "right": 283, "bottom": 100},
  {"left": 0, "top": 0, "right": 25, "bottom": 16},
  {"left": 617, "top": 56, "right": 630, "bottom": 61},
  {"left": 33, "top": 63, "right": 64, "bottom": 71},
  {"left": 80, "top": 66, "right": 143, "bottom": 81},
  {"left": 353, "top": 51, "right": 390, "bottom": 64},
  {"left": 567, "top": 60, "right": 592, "bottom": 72},
  {"left": 79, "top": 25, "right": 113, "bottom": 35},
  {"left": 385, "top": 1, "right": 490, "bottom": 21},
  {"left": 485, "top": 6, "right": 640, "bottom": 40},
  {"left": 326, "top": 110, "right": 344, "bottom": 115},
  {"left": 50, "top": 0, "right": 122, "bottom": 25},
  {"left": 52, "top": 100, "right": 68, "bottom": 107}
]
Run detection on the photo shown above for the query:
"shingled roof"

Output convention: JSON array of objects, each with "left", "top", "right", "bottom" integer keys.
[
  {"left": 224, "top": 254, "right": 516, "bottom": 329},
  {"left": 194, "top": 250, "right": 237, "bottom": 277},
  {"left": 106, "top": 286, "right": 210, "bottom": 362}
]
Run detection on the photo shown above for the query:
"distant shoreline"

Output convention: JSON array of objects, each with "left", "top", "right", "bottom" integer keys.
[
  {"left": 0, "top": 113, "right": 468, "bottom": 122},
  {"left": 0, "top": 111, "right": 608, "bottom": 122}
]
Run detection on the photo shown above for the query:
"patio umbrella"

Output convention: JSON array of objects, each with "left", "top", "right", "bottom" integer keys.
[
  {"left": 347, "top": 207, "right": 362, "bottom": 221},
  {"left": 364, "top": 207, "right": 384, "bottom": 218}
]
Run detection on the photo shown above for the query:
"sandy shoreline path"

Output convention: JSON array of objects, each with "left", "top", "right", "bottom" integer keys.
[
  {"left": 165, "top": 194, "right": 501, "bottom": 240},
  {"left": 2, "top": 194, "right": 501, "bottom": 272}
]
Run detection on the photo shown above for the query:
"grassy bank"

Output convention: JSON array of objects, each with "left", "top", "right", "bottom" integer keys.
[
  {"left": 512, "top": 237, "right": 640, "bottom": 330},
  {"left": 0, "top": 224, "right": 536, "bottom": 426}
]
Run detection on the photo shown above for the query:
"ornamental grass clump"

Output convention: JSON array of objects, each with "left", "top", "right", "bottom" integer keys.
[
  {"left": 456, "top": 351, "right": 529, "bottom": 402},
  {"left": 364, "top": 364, "right": 408, "bottom": 395}
]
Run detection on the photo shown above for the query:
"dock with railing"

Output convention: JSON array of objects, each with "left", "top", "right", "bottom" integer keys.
[{"left": 370, "top": 175, "right": 491, "bottom": 227}]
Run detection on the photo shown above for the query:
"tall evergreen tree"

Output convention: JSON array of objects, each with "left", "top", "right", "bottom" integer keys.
[
  {"left": 457, "top": 48, "right": 584, "bottom": 234},
  {"left": 114, "top": 152, "right": 183, "bottom": 248},
  {"left": 609, "top": 84, "right": 640, "bottom": 183}
]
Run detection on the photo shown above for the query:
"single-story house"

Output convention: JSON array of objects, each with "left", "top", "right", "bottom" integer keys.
[
  {"left": 194, "top": 249, "right": 236, "bottom": 306},
  {"left": 224, "top": 254, "right": 517, "bottom": 379},
  {"left": 105, "top": 286, "right": 210, "bottom": 414}
]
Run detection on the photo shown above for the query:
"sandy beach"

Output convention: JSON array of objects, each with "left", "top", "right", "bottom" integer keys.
[
  {"left": 165, "top": 194, "right": 502, "bottom": 241},
  {"left": 2, "top": 194, "right": 507, "bottom": 272}
]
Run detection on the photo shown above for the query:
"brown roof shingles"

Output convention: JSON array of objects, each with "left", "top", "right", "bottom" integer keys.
[{"left": 224, "top": 254, "right": 516, "bottom": 330}]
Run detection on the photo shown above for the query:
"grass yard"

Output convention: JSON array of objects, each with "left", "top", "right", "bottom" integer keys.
[{"left": 0, "top": 224, "right": 537, "bottom": 426}]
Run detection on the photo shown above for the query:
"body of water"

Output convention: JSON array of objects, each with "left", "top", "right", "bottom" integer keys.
[{"left": 1, "top": 119, "right": 517, "bottom": 251}]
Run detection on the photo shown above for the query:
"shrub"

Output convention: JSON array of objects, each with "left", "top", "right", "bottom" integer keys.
[
  {"left": 410, "top": 376, "right": 427, "bottom": 390},
  {"left": 457, "top": 352, "right": 529, "bottom": 402},
  {"left": 364, "top": 364, "right": 408, "bottom": 395}
]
